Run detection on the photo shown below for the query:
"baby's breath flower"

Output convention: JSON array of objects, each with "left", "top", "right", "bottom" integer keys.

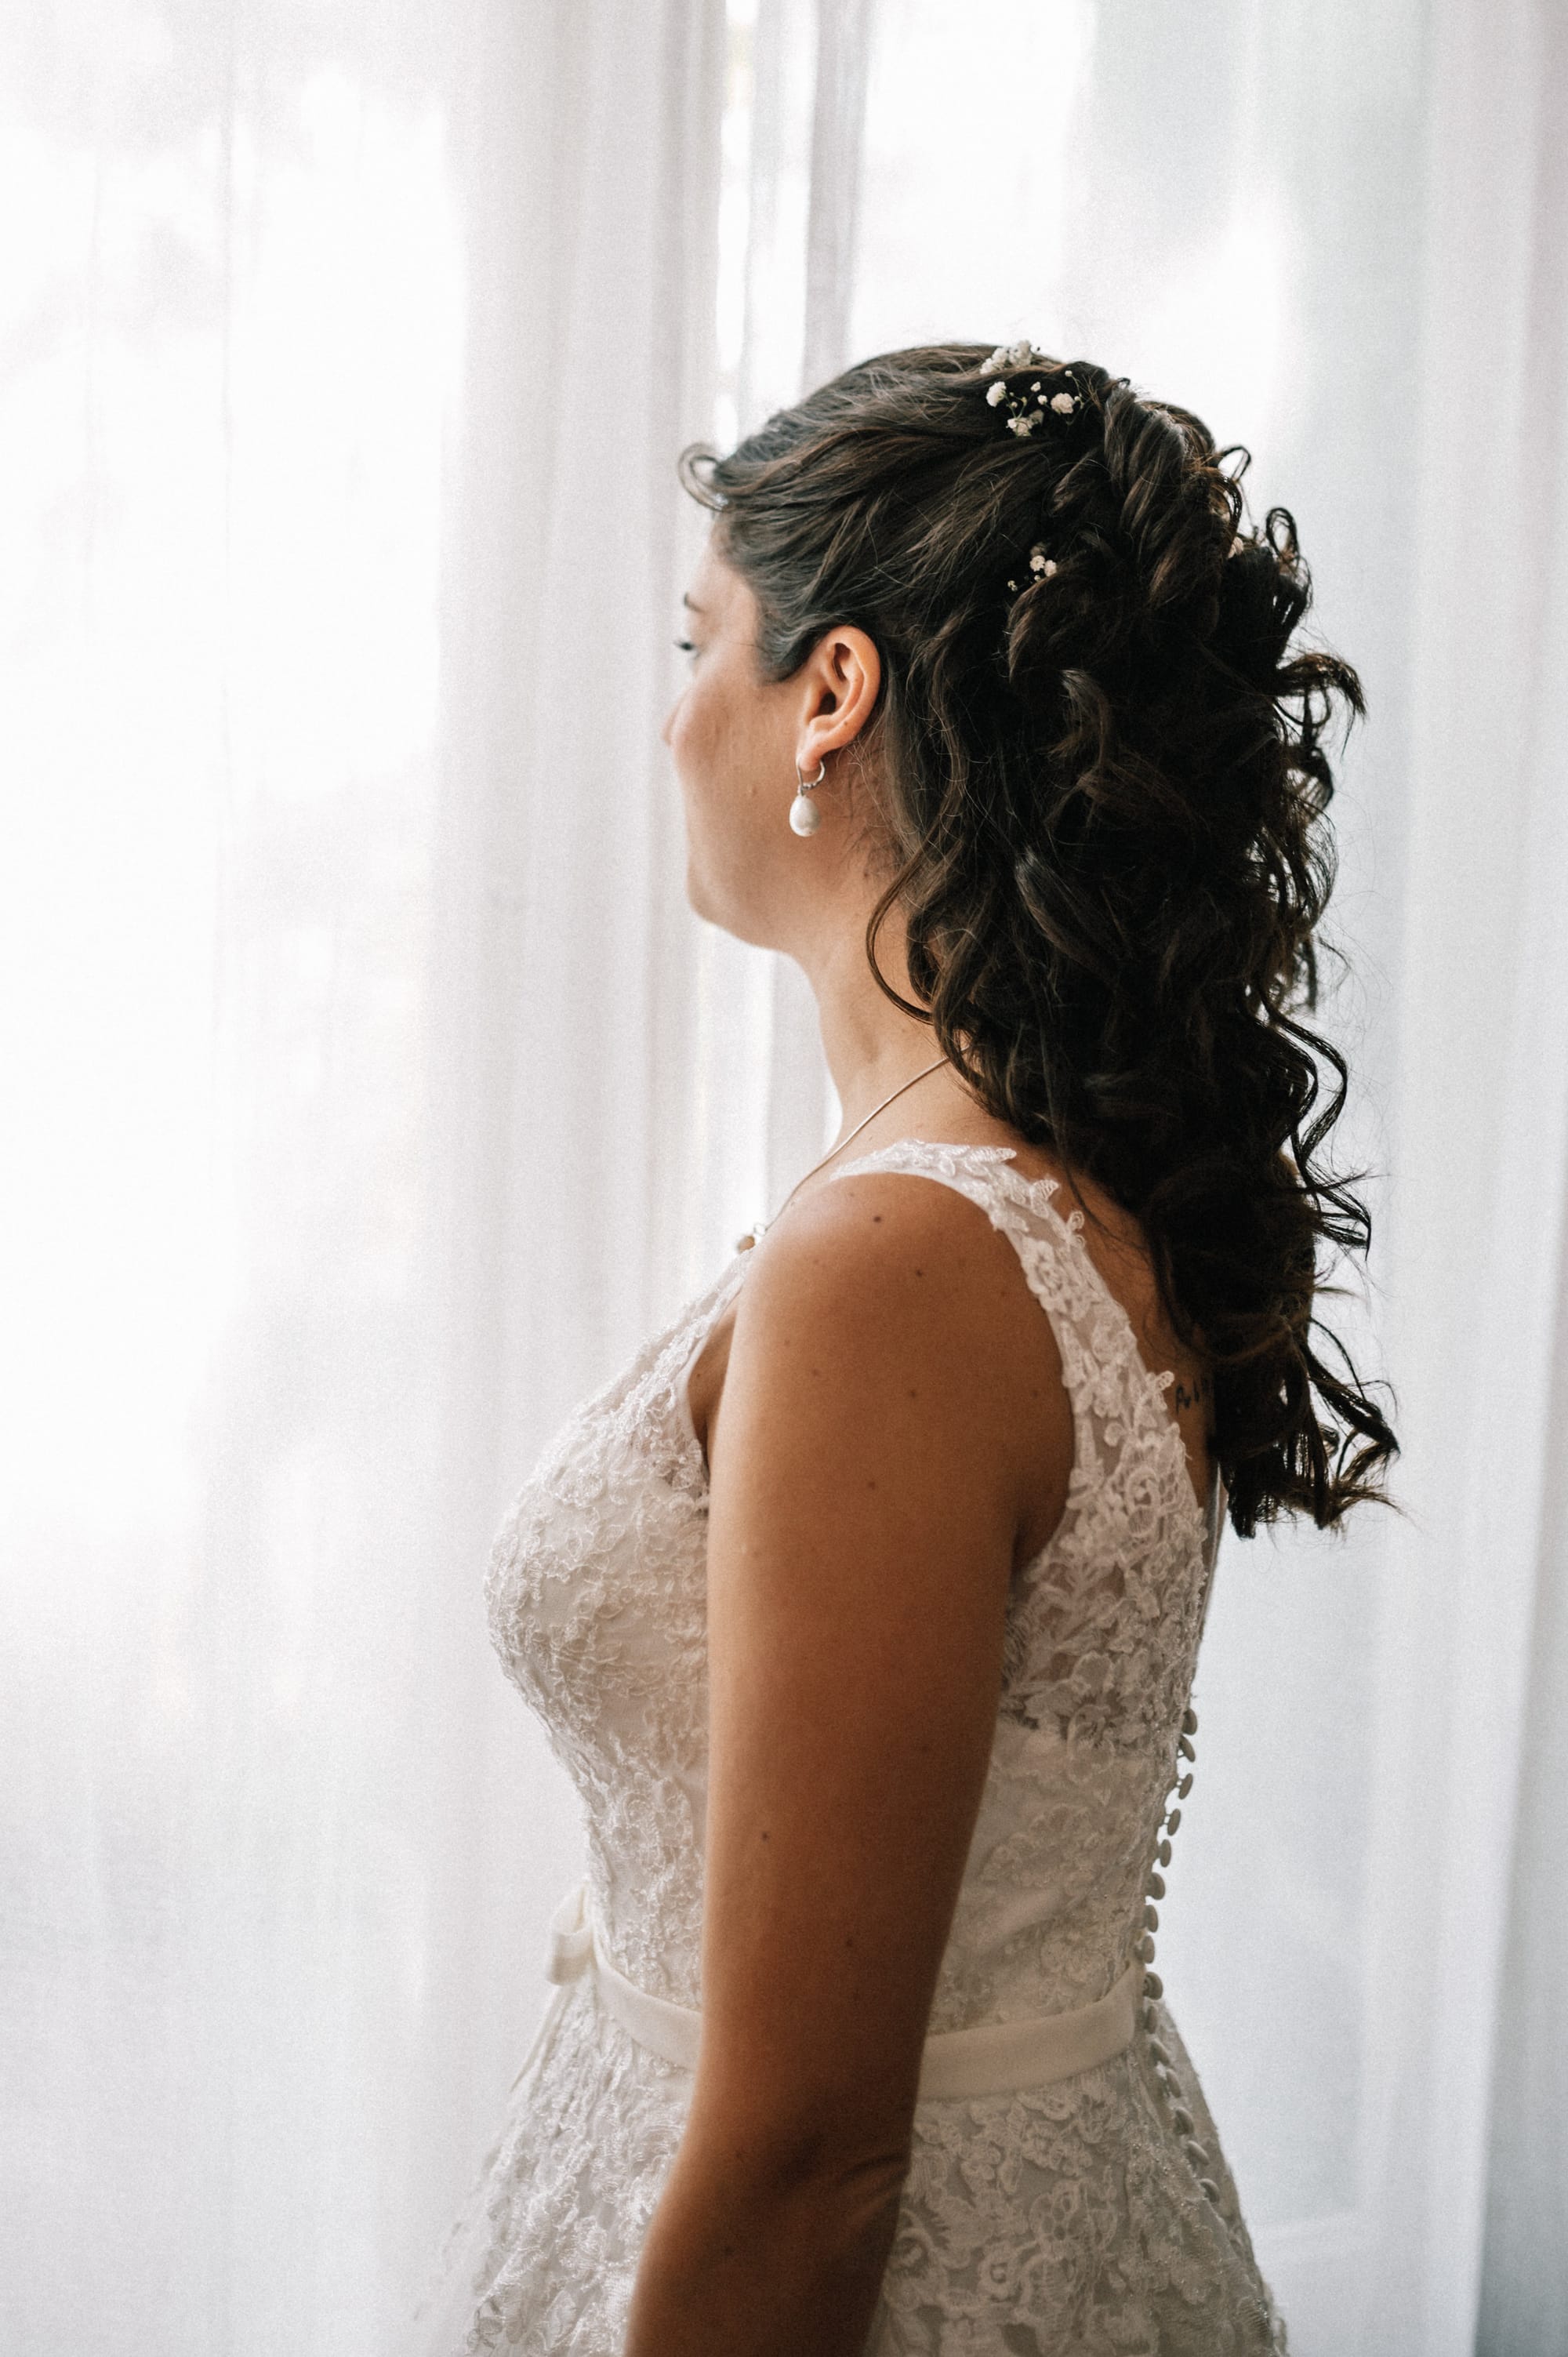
[{"left": 982, "top": 340, "right": 1082, "bottom": 439}]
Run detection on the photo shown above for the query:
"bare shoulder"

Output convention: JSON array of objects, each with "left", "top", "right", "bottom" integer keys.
[
  {"left": 734, "top": 1163, "right": 1054, "bottom": 1391},
  {"left": 713, "top": 1165, "right": 1074, "bottom": 1568},
  {"left": 744, "top": 1159, "right": 1031, "bottom": 1312}
]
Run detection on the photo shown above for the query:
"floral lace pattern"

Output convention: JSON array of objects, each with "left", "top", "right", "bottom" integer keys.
[{"left": 412, "top": 1141, "right": 1288, "bottom": 2355}]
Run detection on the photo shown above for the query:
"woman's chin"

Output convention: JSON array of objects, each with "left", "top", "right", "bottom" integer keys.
[{"left": 683, "top": 860, "right": 778, "bottom": 952}]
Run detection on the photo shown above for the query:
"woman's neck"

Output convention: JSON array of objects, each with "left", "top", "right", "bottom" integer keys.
[{"left": 798, "top": 915, "right": 966, "bottom": 1146}]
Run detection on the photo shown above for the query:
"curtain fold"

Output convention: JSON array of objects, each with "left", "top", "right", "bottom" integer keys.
[
  {"left": 1477, "top": 1191, "right": 1568, "bottom": 2354},
  {"left": 1361, "top": 0, "right": 1568, "bottom": 2343}
]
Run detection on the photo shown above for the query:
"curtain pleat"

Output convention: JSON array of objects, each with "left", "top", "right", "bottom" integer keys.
[
  {"left": 1477, "top": 1202, "right": 1568, "bottom": 2350},
  {"left": 1357, "top": 0, "right": 1568, "bottom": 2343}
]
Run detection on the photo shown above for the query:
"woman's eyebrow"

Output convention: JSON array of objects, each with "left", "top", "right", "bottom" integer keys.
[{"left": 681, "top": 593, "right": 705, "bottom": 613}]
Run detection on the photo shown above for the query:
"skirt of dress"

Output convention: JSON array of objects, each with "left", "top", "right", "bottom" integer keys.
[{"left": 405, "top": 1974, "right": 1288, "bottom": 2357}]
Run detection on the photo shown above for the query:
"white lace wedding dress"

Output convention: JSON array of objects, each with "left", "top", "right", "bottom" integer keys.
[{"left": 411, "top": 1139, "right": 1288, "bottom": 2355}]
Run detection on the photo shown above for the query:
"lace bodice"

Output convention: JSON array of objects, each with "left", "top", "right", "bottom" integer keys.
[{"left": 418, "top": 1139, "right": 1286, "bottom": 2355}]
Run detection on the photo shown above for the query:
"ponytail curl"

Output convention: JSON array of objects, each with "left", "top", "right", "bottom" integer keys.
[{"left": 680, "top": 344, "right": 1397, "bottom": 1537}]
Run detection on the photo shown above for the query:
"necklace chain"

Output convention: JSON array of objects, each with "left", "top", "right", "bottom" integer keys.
[{"left": 737, "top": 1055, "right": 949, "bottom": 1252}]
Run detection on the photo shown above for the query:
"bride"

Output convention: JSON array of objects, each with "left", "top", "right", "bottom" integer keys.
[{"left": 412, "top": 343, "right": 1396, "bottom": 2355}]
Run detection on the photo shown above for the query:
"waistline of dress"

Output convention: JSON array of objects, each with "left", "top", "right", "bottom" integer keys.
[{"left": 537, "top": 1880, "right": 1140, "bottom": 2104}]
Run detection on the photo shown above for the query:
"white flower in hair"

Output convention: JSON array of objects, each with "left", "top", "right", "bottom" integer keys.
[
  {"left": 982, "top": 340, "right": 1082, "bottom": 437},
  {"left": 1004, "top": 542, "right": 1057, "bottom": 613}
]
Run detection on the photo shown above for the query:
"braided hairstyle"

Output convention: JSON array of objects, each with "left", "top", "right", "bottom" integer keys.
[{"left": 678, "top": 343, "right": 1397, "bottom": 1538}]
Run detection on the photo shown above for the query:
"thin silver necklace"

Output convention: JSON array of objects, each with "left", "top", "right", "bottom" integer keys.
[{"left": 736, "top": 1055, "right": 949, "bottom": 1253}]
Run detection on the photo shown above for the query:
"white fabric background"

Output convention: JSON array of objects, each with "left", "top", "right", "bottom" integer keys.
[{"left": 3, "top": 2, "right": 1565, "bottom": 2352}]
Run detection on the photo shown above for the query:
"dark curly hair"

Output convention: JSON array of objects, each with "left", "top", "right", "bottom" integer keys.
[{"left": 678, "top": 343, "right": 1397, "bottom": 1538}]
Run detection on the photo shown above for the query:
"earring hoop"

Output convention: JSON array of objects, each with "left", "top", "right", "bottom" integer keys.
[{"left": 789, "top": 757, "right": 826, "bottom": 837}]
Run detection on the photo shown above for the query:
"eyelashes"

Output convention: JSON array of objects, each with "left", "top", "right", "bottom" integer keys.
[{"left": 673, "top": 637, "right": 698, "bottom": 656}]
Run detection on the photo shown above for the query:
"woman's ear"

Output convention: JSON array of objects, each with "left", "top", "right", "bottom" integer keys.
[{"left": 797, "top": 624, "right": 881, "bottom": 769}]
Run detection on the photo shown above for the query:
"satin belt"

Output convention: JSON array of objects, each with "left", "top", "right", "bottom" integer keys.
[{"left": 542, "top": 1882, "right": 1140, "bottom": 2103}]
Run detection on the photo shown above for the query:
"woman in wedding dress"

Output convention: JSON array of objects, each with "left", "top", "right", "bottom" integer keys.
[{"left": 412, "top": 343, "right": 1396, "bottom": 2355}]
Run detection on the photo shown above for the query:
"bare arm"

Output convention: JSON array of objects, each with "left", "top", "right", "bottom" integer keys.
[{"left": 622, "top": 1173, "right": 1069, "bottom": 2357}]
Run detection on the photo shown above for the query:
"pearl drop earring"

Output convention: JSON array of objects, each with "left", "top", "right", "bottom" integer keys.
[{"left": 789, "top": 758, "right": 826, "bottom": 836}]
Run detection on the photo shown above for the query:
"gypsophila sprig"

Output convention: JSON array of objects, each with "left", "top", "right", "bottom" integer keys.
[
  {"left": 1004, "top": 541, "right": 1058, "bottom": 597},
  {"left": 980, "top": 341, "right": 1081, "bottom": 438}
]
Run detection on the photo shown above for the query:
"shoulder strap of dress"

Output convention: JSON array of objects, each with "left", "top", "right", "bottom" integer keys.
[{"left": 829, "top": 1139, "right": 1059, "bottom": 1251}]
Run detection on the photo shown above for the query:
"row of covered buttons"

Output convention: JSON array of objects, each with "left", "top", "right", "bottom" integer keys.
[{"left": 1137, "top": 1705, "right": 1220, "bottom": 2204}]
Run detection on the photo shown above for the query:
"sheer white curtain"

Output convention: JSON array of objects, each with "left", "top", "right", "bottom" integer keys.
[
  {"left": 2, "top": 0, "right": 729, "bottom": 2347},
  {"left": 5, "top": 2, "right": 1566, "bottom": 2352}
]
